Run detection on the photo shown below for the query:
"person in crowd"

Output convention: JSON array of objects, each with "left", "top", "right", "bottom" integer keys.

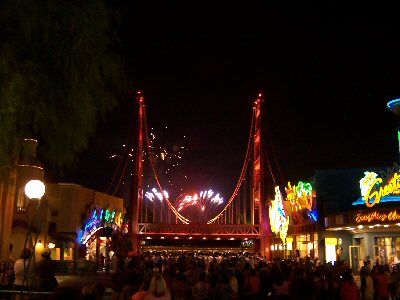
[
  {"left": 100, "top": 253, "right": 105, "bottom": 271},
  {"left": 374, "top": 265, "right": 390, "bottom": 300},
  {"left": 144, "top": 273, "right": 171, "bottom": 300},
  {"left": 36, "top": 247, "right": 58, "bottom": 291},
  {"left": 192, "top": 271, "right": 209, "bottom": 300},
  {"left": 340, "top": 269, "right": 359, "bottom": 300},
  {"left": 389, "top": 264, "right": 400, "bottom": 300},
  {"left": 106, "top": 253, "right": 111, "bottom": 275},
  {"left": 132, "top": 274, "right": 152, "bottom": 300},
  {"left": 171, "top": 268, "right": 191, "bottom": 300},
  {"left": 13, "top": 248, "right": 35, "bottom": 290},
  {"left": 272, "top": 272, "right": 290, "bottom": 300},
  {"left": 80, "top": 282, "right": 106, "bottom": 300},
  {"left": 214, "top": 272, "right": 231, "bottom": 300},
  {"left": 119, "top": 285, "right": 138, "bottom": 300},
  {"left": 226, "top": 268, "right": 239, "bottom": 300},
  {"left": 244, "top": 268, "right": 260, "bottom": 299},
  {"left": 360, "top": 267, "right": 374, "bottom": 300}
]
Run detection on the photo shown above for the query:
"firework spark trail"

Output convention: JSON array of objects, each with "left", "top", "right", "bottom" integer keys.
[
  {"left": 175, "top": 190, "right": 224, "bottom": 222},
  {"left": 145, "top": 188, "right": 169, "bottom": 202}
]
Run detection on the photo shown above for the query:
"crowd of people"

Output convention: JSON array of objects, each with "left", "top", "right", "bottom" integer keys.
[
  {"left": 3, "top": 250, "right": 400, "bottom": 300},
  {"left": 57, "top": 252, "right": 400, "bottom": 300}
]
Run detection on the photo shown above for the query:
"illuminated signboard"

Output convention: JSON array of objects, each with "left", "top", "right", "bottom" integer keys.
[
  {"left": 355, "top": 210, "right": 400, "bottom": 223},
  {"left": 285, "top": 181, "right": 313, "bottom": 211},
  {"left": 269, "top": 186, "right": 290, "bottom": 242},
  {"left": 284, "top": 181, "right": 318, "bottom": 222},
  {"left": 79, "top": 208, "right": 126, "bottom": 244},
  {"left": 353, "top": 165, "right": 400, "bottom": 207}
]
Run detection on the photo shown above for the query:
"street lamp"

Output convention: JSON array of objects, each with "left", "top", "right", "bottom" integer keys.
[
  {"left": 25, "top": 179, "right": 45, "bottom": 201},
  {"left": 21, "top": 179, "right": 45, "bottom": 290}
]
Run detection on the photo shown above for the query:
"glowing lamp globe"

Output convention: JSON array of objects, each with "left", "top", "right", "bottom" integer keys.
[{"left": 25, "top": 180, "right": 45, "bottom": 200}]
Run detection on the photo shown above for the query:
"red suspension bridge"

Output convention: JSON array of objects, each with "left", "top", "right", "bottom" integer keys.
[{"left": 122, "top": 93, "right": 275, "bottom": 256}]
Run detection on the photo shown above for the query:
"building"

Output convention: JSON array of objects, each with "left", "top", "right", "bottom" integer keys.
[
  {"left": 269, "top": 180, "right": 319, "bottom": 259},
  {"left": 317, "top": 166, "right": 400, "bottom": 273},
  {"left": 10, "top": 182, "right": 125, "bottom": 269},
  {"left": 0, "top": 139, "right": 125, "bottom": 271}
]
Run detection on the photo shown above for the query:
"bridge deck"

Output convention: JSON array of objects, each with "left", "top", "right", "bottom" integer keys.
[{"left": 138, "top": 223, "right": 260, "bottom": 238}]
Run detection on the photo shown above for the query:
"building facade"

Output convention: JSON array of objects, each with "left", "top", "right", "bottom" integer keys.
[{"left": 317, "top": 167, "right": 400, "bottom": 273}]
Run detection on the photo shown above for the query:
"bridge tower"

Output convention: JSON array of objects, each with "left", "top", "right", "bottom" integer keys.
[
  {"left": 129, "top": 92, "right": 145, "bottom": 254},
  {"left": 253, "top": 95, "right": 271, "bottom": 258}
]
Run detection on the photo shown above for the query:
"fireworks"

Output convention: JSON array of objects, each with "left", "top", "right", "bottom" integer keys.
[
  {"left": 149, "top": 127, "right": 188, "bottom": 177},
  {"left": 145, "top": 188, "right": 169, "bottom": 202},
  {"left": 174, "top": 189, "right": 224, "bottom": 223}
]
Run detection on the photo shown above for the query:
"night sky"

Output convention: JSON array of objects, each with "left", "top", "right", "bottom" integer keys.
[{"left": 61, "top": 2, "right": 400, "bottom": 201}]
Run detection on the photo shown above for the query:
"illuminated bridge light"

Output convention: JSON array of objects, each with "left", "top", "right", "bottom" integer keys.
[
  {"left": 146, "top": 237, "right": 151, "bottom": 239},
  {"left": 369, "top": 226, "right": 374, "bottom": 228},
  {"left": 203, "top": 237, "right": 206, "bottom": 240},
  {"left": 160, "top": 236, "right": 165, "bottom": 239},
  {"left": 358, "top": 225, "right": 363, "bottom": 229},
  {"left": 189, "top": 236, "right": 192, "bottom": 239},
  {"left": 230, "top": 238, "right": 235, "bottom": 240},
  {"left": 216, "top": 238, "right": 221, "bottom": 240},
  {"left": 174, "top": 237, "right": 179, "bottom": 239},
  {"left": 384, "top": 225, "right": 389, "bottom": 228}
]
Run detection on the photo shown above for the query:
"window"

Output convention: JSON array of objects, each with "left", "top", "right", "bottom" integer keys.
[{"left": 374, "top": 237, "right": 400, "bottom": 265}]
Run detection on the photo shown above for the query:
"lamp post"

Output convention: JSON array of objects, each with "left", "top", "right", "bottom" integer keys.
[
  {"left": 22, "top": 179, "right": 45, "bottom": 290},
  {"left": 24, "top": 179, "right": 45, "bottom": 250}
]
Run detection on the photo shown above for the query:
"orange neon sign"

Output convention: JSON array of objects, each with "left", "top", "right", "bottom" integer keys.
[
  {"left": 285, "top": 181, "right": 313, "bottom": 211},
  {"left": 355, "top": 210, "right": 400, "bottom": 223}
]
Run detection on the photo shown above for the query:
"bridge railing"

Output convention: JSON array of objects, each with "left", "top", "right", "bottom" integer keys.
[{"left": 138, "top": 223, "right": 260, "bottom": 237}]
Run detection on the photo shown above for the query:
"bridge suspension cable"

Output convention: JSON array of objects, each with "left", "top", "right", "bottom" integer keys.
[
  {"left": 104, "top": 104, "right": 135, "bottom": 196},
  {"left": 142, "top": 105, "right": 190, "bottom": 224},
  {"left": 207, "top": 106, "right": 256, "bottom": 224}
]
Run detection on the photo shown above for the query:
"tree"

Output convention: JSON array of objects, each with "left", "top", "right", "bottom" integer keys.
[{"left": 0, "top": 0, "right": 127, "bottom": 178}]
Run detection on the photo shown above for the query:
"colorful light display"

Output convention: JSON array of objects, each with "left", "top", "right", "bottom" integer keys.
[
  {"left": 284, "top": 180, "right": 317, "bottom": 223},
  {"left": 174, "top": 189, "right": 224, "bottom": 223},
  {"left": 355, "top": 167, "right": 400, "bottom": 207},
  {"left": 80, "top": 208, "right": 126, "bottom": 244},
  {"left": 269, "top": 186, "right": 290, "bottom": 242},
  {"left": 285, "top": 181, "right": 313, "bottom": 211}
]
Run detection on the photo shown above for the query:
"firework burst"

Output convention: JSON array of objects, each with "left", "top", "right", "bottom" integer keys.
[
  {"left": 174, "top": 189, "right": 224, "bottom": 223},
  {"left": 145, "top": 188, "right": 169, "bottom": 202}
]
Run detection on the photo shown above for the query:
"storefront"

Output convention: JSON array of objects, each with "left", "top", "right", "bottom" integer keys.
[
  {"left": 323, "top": 166, "right": 400, "bottom": 272},
  {"left": 79, "top": 207, "right": 128, "bottom": 262},
  {"left": 268, "top": 181, "right": 319, "bottom": 259},
  {"left": 272, "top": 181, "right": 319, "bottom": 259}
]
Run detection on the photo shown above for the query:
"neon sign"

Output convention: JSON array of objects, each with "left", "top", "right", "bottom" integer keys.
[
  {"left": 354, "top": 167, "right": 400, "bottom": 207},
  {"left": 285, "top": 181, "right": 313, "bottom": 211},
  {"left": 355, "top": 210, "right": 400, "bottom": 223},
  {"left": 269, "top": 186, "right": 290, "bottom": 242},
  {"left": 80, "top": 208, "right": 126, "bottom": 243}
]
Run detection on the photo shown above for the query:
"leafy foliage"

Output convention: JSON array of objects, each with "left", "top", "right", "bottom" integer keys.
[{"left": 0, "top": 0, "right": 127, "bottom": 176}]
